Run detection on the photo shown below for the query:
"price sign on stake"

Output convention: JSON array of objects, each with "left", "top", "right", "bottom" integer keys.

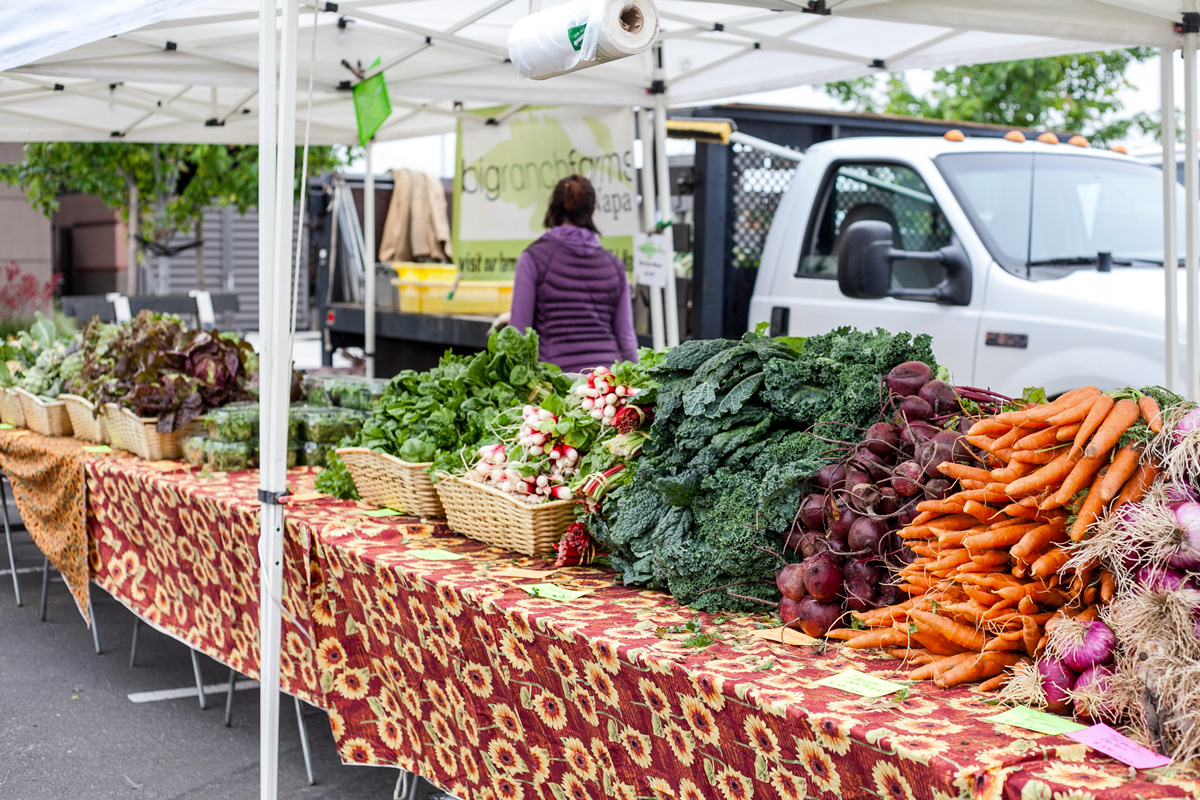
[
  {"left": 1068, "top": 724, "right": 1173, "bottom": 769},
  {"left": 82, "top": 445, "right": 113, "bottom": 453},
  {"left": 633, "top": 232, "right": 672, "bottom": 289},
  {"left": 982, "top": 706, "right": 1088, "bottom": 736},
  {"left": 815, "top": 669, "right": 907, "bottom": 698}
]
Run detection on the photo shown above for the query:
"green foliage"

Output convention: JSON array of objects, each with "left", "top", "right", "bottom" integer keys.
[
  {"left": 0, "top": 142, "right": 350, "bottom": 252},
  {"left": 824, "top": 49, "right": 1155, "bottom": 146},
  {"left": 593, "top": 327, "right": 935, "bottom": 614},
  {"left": 67, "top": 311, "right": 256, "bottom": 433},
  {"left": 315, "top": 328, "right": 569, "bottom": 498},
  {"left": 0, "top": 312, "right": 77, "bottom": 396}
]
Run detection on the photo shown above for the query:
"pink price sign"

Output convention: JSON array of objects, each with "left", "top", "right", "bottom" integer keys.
[{"left": 1067, "top": 724, "right": 1172, "bottom": 770}]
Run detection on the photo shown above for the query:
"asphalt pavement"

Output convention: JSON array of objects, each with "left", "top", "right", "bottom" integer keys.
[{"left": 0, "top": 507, "right": 451, "bottom": 800}]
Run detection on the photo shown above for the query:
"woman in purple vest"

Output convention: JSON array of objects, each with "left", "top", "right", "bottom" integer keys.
[{"left": 509, "top": 175, "right": 638, "bottom": 373}]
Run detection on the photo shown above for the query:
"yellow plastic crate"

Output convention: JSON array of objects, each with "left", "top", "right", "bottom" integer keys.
[
  {"left": 392, "top": 278, "right": 512, "bottom": 316},
  {"left": 391, "top": 262, "right": 457, "bottom": 283}
]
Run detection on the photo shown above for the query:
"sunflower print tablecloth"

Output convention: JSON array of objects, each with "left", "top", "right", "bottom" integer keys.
[
  {"left": 311, "top": 528, "right": 1200, "bottom": 800},
  {"left": 83, "top": 455, "right": 446, "bottom": 704}
]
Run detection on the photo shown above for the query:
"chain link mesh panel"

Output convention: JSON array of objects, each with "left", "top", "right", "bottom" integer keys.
[
  {"left": 829, "top": 165, "right": 949, "bottom": 253},
  {"left": 730, "top": 143, "right": 797, "bottom": 269}
]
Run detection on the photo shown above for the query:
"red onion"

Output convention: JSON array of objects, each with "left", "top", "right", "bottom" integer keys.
[
  {"left": 1037, "top": 657, "right": 1078, "bottom": 714},
  {"left": 1137, "top": 565, "right": 1190, "bottom": 592},
  {"left": 1173, "top": 408, "right": 1200, "bottom": 444},
  {"left": 1168, "top": 501, "right": 1200, "bottom": 570},
  {"left": 1167, "top": 484, "right": 1200, "bottom": 504},
  {"left": 1057, "top": 620, "right": 1115, "bottom": 672},
  {"left": 1072, "top": 664, "right": 1116, "bottom": 722}
]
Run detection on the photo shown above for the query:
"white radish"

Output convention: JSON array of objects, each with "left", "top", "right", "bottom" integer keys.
[
  {"left": 590, "top": 408, "right": 605, "bottom": 420},
  {"left": 530, "top": 444, "right": 543, "bottom": 455},
  {"left": 551, "top": 486, "right": 572, "bottom": 500},
  {"left": 615, "top": 385, "right": 626, "bottom": 397},
  {"left": 565, "top": 447, "right": 578, "bottom": 462},
  {"left": 581, "top": 398, "right": 594, "bottom": 411},
  {"left": 605, "top": 393, "right": 618, "bottom": 405}
]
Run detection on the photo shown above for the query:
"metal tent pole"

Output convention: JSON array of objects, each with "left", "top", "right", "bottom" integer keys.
[
  {"left": 636, "top": 106, "right": 665, "bottom": 351},
  {"left": 651, "top": 46, "right": 679, "bottom": 348},
  {"left": 259, "top": 0, "right": 294, "bottom": 798},
  {"left": 364, "top": 140, "right": 376, "bottom": 378},
  {"left": 1186, "top": 24, "right": 1199, "bottom": 401},
  {"left": 1164, "top": 48, "right": 1180, "bottom": 394}
]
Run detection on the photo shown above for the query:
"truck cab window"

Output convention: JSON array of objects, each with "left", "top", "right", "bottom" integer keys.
[{"left": 798, "top": 163, "right": 951, "bottom": 290}]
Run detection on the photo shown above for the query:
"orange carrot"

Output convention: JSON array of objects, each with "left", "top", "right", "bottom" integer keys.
[
  {"left": 845, "top": 629, "right": 911, "bottom": 649},
  {"left": 938, "top": 463, "right": 996, "bottom": 483},
  {"left": 1006, "top": 449, "right": 1081, "bottom": 498},
  {"left": 978, "top": 673, "right": 1010, "bottom": 692},
  {"left": 993, "top": 424, "right": 1039, "bottom": 451},
  {"left": 990, "top": 387, "right": 1099, "bottom": 425},
  {"left": 908, "top": 609, "right": 988, "bottom": 652},
  {"left": 1071, "top": 394, "right": 1116, "bottom": 456},
  {"left": 963, "top": 523, "right": 1038, "bottom": 550},
  {"left": 910, "top": 628, "right": 961, "bottom": 656},
  {"left": 1045, "top": 393, "right": 1105, "bottom": 426},
  {"left": 1031, "top": 547, "right": 1070, "bottom": 579},
  {"left": 1097, "top": 444, "right": 1141, "bottom": 503},
  {"left": 1015, "top": 426, "right": 1067, "bottom": 450},
  {"left": 990, "top": 461, "right": 1035, "bottom": 483},
  {"left": 1069, "top": 470, "right": 1110, "bottom": 541},
  {"left": 1139, "top": 395, "right": 1163, "bottom": 433},
  {"left": 962, "top": 500, "right": 1004, "bottom": 522},
  {"left": 1054, "top": 422, "right": 1084, "bottom": 442},
  {"left": 967, "top": 419, "right": 1013, "bottom": 437},
  {"left": 1010, "top": 447, "right": 1066, "bottom": 465},
  {"left": 969, "top": 551, "right": 1012, "bottom": 567},
  {"left": 824, "top": 628, "right": 862, "bottom": 641},
  {"left": 917, "top": 499, "right": 967, "bottom": 515},
  {"left": 1100, "top": 570, "right": 1116, "bottom": 604},
  {"left": 922, "top": 549, "right": 972, "bottom": 572},
  {"left": 1047, "top": 451, "right": 1111, "bottom": 508},
  {"left": 910, "top": 653, "right": 973, "bottom": 681},
  {"left": 938, "top": 652, "right": 1024, "bottom": 688},
  {"left": 1084, "top": 399, "right": 1141, "bottom": 459},
  {"left": 1011, "top": 523, "right": 1066, "bottom": 563},
  {"left": 927, "top": 514, "right": 990, "bottom": 531},
  {"left": 1111, "top": 459, "right": 1159, "bottom": 510}
]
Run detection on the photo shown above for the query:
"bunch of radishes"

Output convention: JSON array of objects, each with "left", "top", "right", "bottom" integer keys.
[
  {"left": 575, "top": 366, "right": 638, "bottom": 426},
  {"left": 468, "top": 405, "right": 582, "bottom": 502}
]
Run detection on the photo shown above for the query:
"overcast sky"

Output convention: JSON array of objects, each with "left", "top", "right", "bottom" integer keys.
[{"left": 358, "top": 51, "right": 1178, "bottom": 179}]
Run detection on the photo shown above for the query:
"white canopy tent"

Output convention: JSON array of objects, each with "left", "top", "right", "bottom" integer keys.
[{"left": 2, "top": 2, "right": 1199, "bottom": 799}]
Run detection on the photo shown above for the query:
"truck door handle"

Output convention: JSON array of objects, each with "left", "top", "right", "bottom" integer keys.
[{"left": 770, "top": 306, "right": 789, "bottom": 337}]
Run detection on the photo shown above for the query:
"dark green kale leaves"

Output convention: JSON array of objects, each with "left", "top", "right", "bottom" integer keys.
[{"left": 592, "top": 326, "right": 935, "bottom": 613}]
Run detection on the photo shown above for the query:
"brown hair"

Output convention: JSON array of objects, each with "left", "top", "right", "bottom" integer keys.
[{"left": 543, "top": 174, "right": 598, "bottom": 233}]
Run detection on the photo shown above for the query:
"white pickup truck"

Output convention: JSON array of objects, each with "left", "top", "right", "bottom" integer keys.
[{"left": 747, "top": 135, "right": 1182, "bottom": 396}]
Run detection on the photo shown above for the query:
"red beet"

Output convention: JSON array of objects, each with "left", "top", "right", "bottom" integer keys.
[
  {"left": 829, "top": 501, "right": 859, "bottom": 539},
  {"left": 898, "top": 395, "right": 934, "bottom": 423},
  {"left": 848, "top": 516, "right": 888, "bottom": 554},
  {"left": 891, "top": 461, "right": 924, "bottom": 497},
  {"left": 863, "top": 422, "right": 899, "bottom": 458},
  {"left": 795, "top": 596, "right": 843, "bottom": 638},
  {"left": 918, "top": 380, "right": 958, "bottom": 416},
  {"left": 775, "top": 563, "right": 808, "bottom": 601},
  {"left": 886, "top": 361, "right": 934, "bottom": 396},
  {"left": 844, "top": 578, "right": 875, "bottom": 612},
  {"left": 801, "top": 553, "right": 844, "bottom": 603},
  {"left": 924, "top": 478, "right": 954, "bottom": 500},
  {"left": 898, "top": 421, "right": 939, "bottom": 449},
  {"left": 915, "top": 438, "right": 953, "bottom": 478},
  {"left": 780, "top": 596, "right": 802, "bottom": 626},
  {"left": 799, "top": 494, "right": 826, "bottom": 530},
  {"left": 813, "top": 463, "right": 847, "bottom": 492}
]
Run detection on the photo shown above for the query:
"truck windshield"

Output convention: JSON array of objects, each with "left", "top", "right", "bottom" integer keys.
[{"left": 936, "top": 152, "right": 1185, "bottom": 272}]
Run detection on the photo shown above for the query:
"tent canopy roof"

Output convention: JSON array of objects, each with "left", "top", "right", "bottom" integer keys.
[{"left": 0, "top": 0, "right": 1188, "bottom": 145}]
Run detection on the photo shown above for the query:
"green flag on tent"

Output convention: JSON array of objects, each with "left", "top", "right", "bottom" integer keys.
[{"left": 352, "top": 59, "right": 391, "bottom": 145}]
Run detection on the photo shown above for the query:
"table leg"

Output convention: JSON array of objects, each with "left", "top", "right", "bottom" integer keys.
[
  {"left": 1, "top": 475, "right": 20, "bottom": 607},
  {"left": 190, "top": 649, "right": 208, "bottom": 710},
  {"left": 39, "top": 557, "right": 49, "bottom": 621},
  {"left": 295, "top": 696, "right": 315, "bottom": 786}
]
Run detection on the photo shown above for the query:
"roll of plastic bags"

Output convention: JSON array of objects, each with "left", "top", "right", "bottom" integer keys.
[{"left": 508, "top": 0, "right": 659, "bottom": 81}]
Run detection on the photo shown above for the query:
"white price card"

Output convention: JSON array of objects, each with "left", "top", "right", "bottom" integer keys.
[{"left": 633, "top": 232, "right": 672, "bottom": 289}]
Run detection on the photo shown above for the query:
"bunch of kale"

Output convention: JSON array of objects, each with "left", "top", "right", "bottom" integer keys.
[{"left": 591, "top": 326, "right": 935, "bottom": 613}]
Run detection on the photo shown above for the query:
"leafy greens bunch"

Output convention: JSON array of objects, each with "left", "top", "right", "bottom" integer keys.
[
  {"left": 590, "top": 326, "right": 936, "bottom": 613},
  {"left": 0, "top": 312, "right": 79, "bottom": 398},
  {"left": 315, "top": 327, "right": 570, "bottom": 498},
  {"left": 67, "top": 311, "right": 256, "bottom": 433}
]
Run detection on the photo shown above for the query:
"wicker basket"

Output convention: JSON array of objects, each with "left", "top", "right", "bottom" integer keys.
[
  {"left": 102, "top": 404, "right": 202, "bottom": 460},
  {"left": 58, "top": 394, "right": 108, "bottom": 444},
  {"left": 0, "top": 388, "right": 25, "bottom": 427},
  {"left": 434, "top": 474, "right": 575, "bottom": 557},
  {"left": 12, "top": 388, "right": 73, "bottom": 437},
  {"left": 336, "top": 447, "right": 445, "bottom": 518}
]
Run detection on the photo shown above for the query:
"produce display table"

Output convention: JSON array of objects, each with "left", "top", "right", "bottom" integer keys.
[{"left": 3, "top": 430, "right": 1199, "bottom": 800}]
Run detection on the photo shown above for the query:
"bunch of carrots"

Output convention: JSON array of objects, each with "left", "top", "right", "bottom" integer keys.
[{"left": 827, "top": 387, "right": 1162, "bottom": 689}]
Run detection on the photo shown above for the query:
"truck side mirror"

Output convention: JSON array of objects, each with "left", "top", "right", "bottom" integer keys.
[
  {"left": 837, "top": 220, "right": 972, "bottom": 307},
  {"left": 837, "top": 220, "right": 894, "bottom": 299}
]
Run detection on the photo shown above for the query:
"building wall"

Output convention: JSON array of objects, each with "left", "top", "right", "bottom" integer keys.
[
  {"left": 0, "top": 143, "right": 54, "bottom": 305},
  {"left": 52, "top": 193, "right": 127, "bottom": 296}
]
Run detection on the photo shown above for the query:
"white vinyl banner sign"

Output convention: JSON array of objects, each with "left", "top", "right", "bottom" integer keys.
[{"left": 453, "top": 105, "right": 637, "bottom": 281}]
